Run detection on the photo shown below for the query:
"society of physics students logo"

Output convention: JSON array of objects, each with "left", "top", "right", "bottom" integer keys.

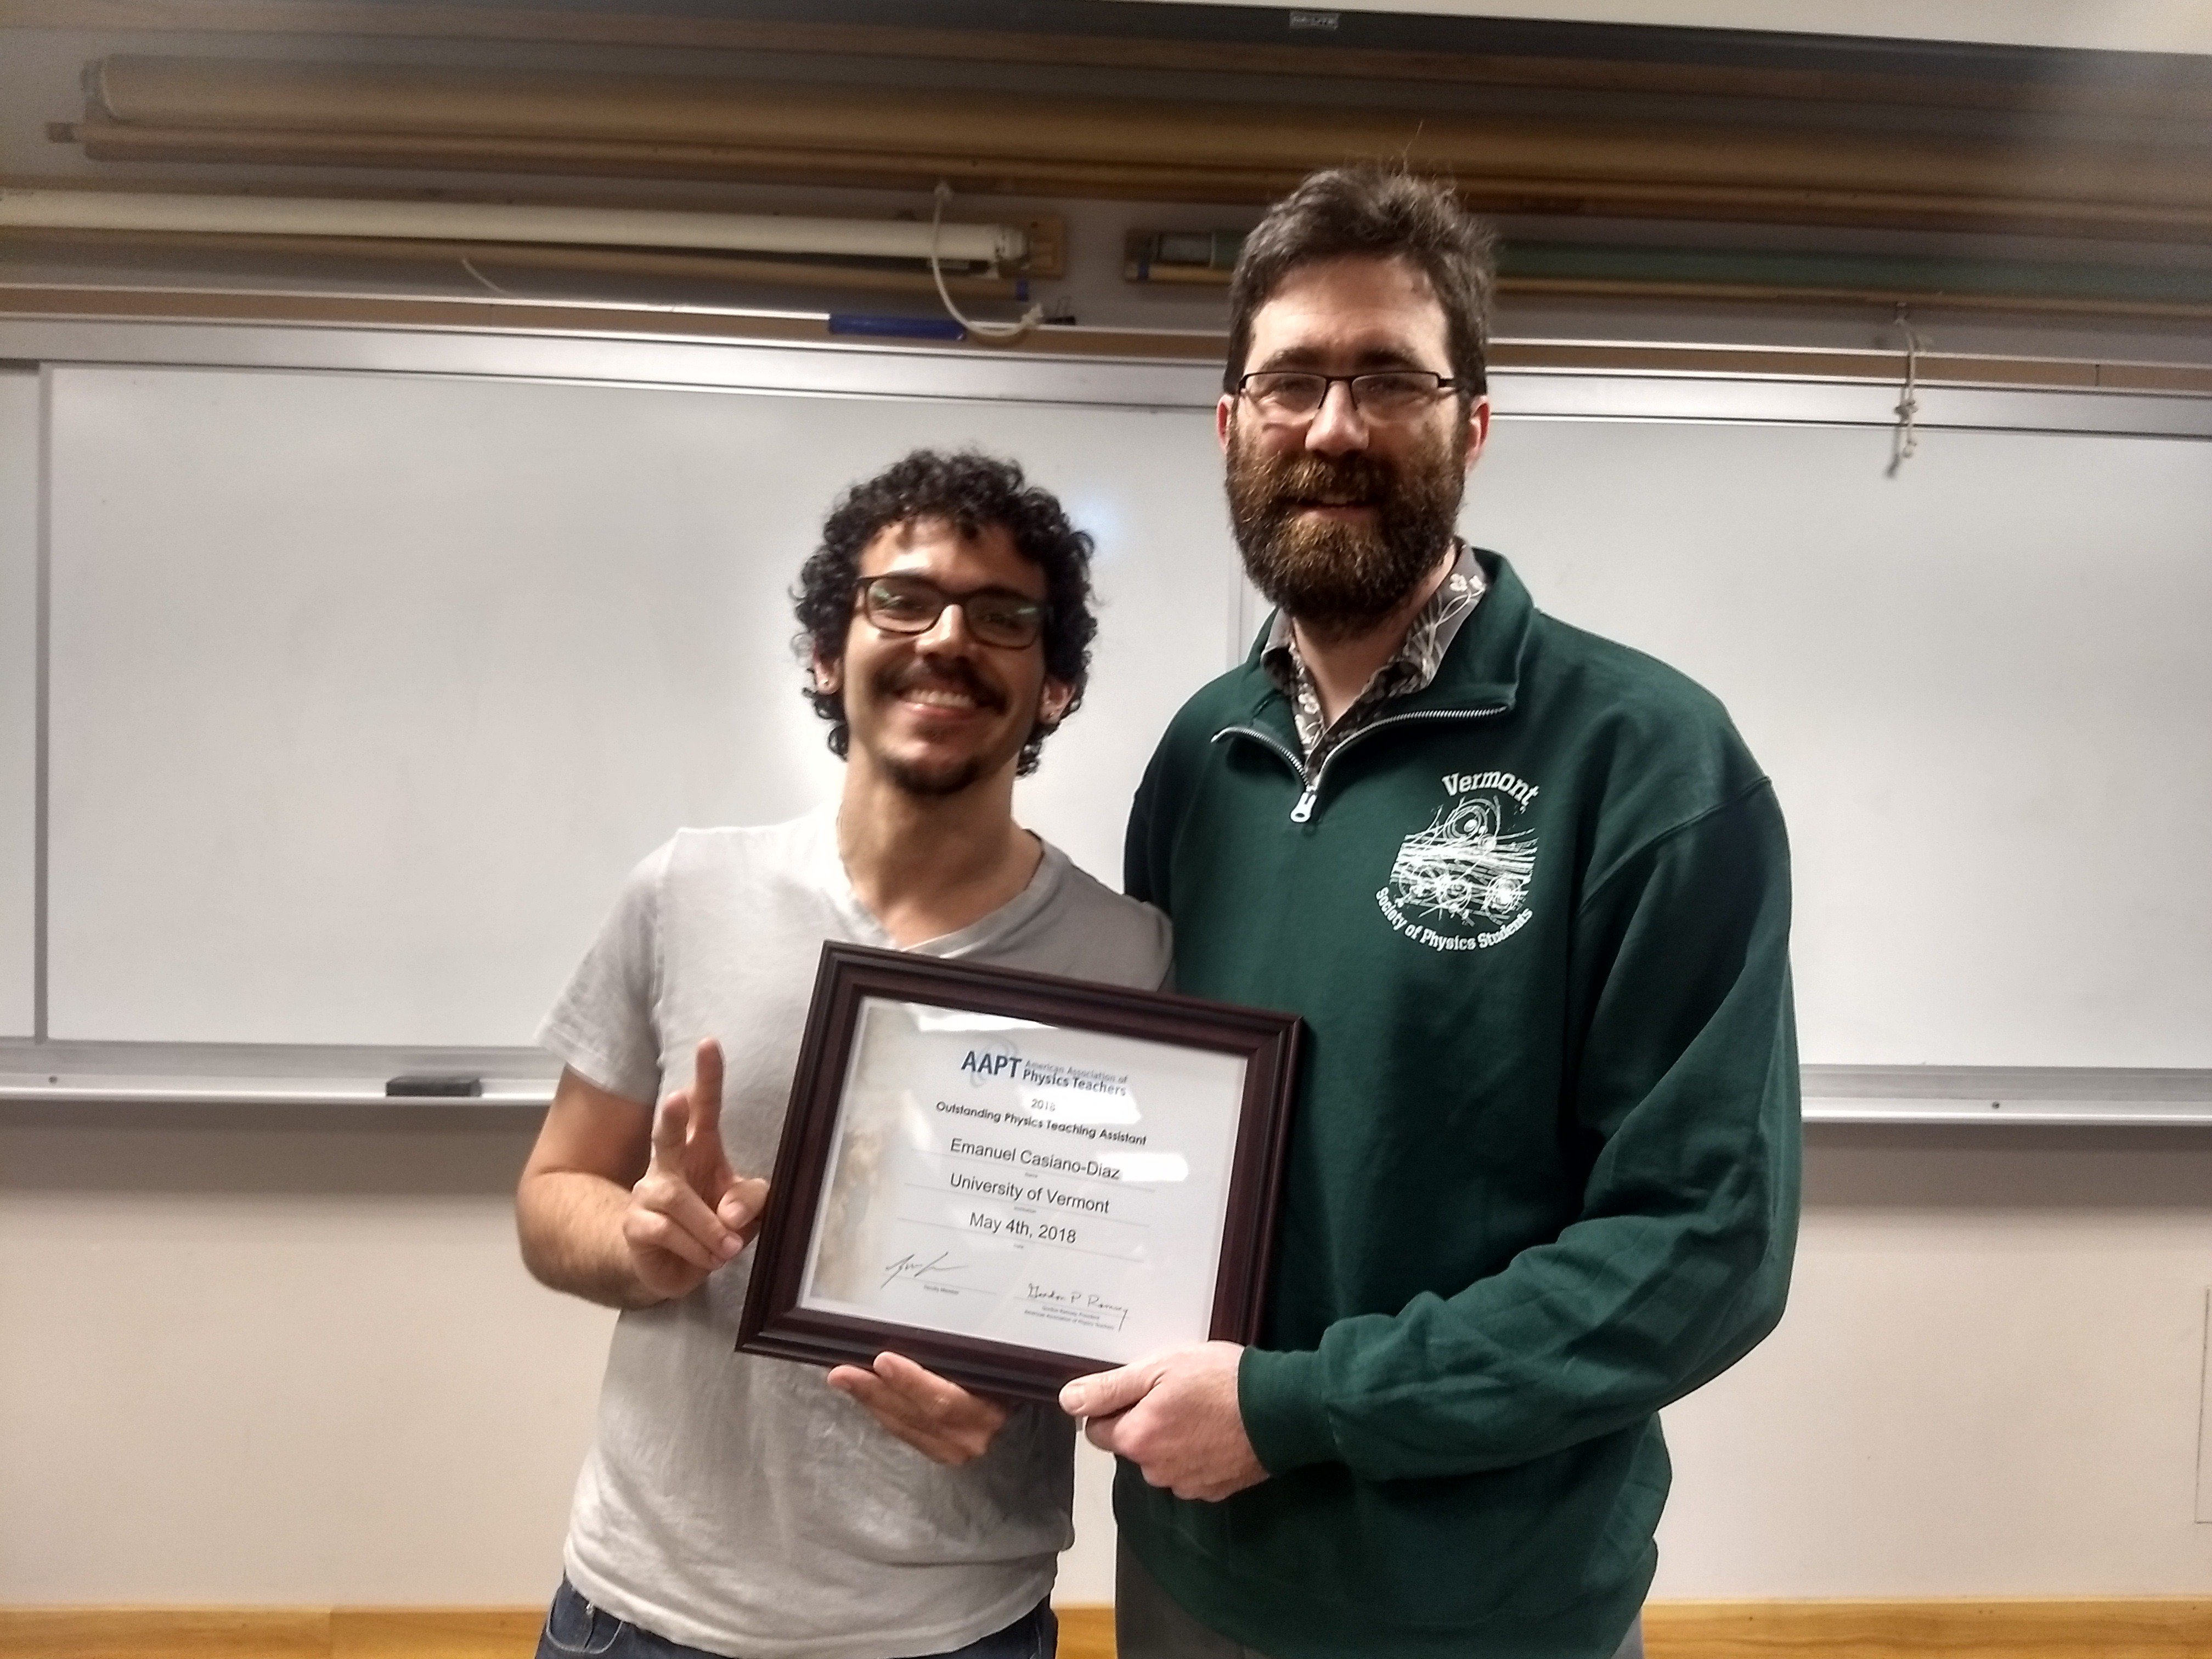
[{"left": 1376, "top": 770, "right": 1541, "bottom": 952}]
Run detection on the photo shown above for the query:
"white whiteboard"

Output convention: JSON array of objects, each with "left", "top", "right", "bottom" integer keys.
[
  {"left": 45, "top": 364, "right": 1235, "bottom": 1047},
  {"left": 33, "top": 351, "right": 2212, "bottom": 1070},
  {"left": 1468, "top": 417, "right": 2212, "bottom": 1069},
  {"left": 0, "top": 370, "right": 36, "bottom": 1039}
]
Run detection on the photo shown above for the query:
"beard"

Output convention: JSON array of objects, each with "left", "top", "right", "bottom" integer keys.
[
  {"left": 879, "top": 750, "right": 991, "bottom": 799},
  {"left": 1226, "top": 413, "right": 1468, "bottom": 642}
]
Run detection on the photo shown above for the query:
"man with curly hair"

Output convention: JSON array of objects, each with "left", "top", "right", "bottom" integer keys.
[{"left": 516, "top": 449, "right": 1169, "bottom": 1659}]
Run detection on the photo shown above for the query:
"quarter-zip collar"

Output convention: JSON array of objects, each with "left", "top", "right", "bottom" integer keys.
[
  {"left": 1260, "top": 543, "right": 1488, "bottom": 761},
  {"left": 1231, "top": 548, "right": 1533, "bottom": 730},
  {"left": 1214, "top": 550, "right": 1536, "bottom": 820}
]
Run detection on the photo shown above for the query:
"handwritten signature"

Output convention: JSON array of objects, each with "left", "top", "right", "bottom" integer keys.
[
  {"left": 881, "top": 1250, "right": 967, "bottom": 1290},
  {"left": 1022, "top": 1282, "right": 1130, "bottom": 1330}
]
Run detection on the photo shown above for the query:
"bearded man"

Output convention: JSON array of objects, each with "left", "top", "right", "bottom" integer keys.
[{"left": 1060, "top": 169, "right": 1803, "bottom": 1659}]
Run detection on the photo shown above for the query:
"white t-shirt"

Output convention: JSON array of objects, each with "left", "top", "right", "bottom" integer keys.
[{"left": 538, "top": 808, "right": 1172, "bottom": 1659}]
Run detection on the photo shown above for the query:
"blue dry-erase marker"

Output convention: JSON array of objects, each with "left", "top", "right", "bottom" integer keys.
[{"left": 827, "top": 313, "right": 968, "bottom": 341}]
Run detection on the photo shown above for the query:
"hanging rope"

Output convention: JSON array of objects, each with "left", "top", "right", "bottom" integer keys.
[
  {"left": 929, "top": 182, "right": 1044, "bottom": 343},
  {"left": 1887, "top": 304, "right": 1926, "bottom": 476}
]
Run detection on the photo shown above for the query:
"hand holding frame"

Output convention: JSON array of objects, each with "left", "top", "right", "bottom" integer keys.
[
  {"left": 827, "top": 1350, "right": 1013, "bottom": 1465},
  {"left": 1062, "top": 1341, "right": 1267, "bottom": 1502}
]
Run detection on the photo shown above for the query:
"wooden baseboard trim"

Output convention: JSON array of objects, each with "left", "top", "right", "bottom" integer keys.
[
  {"left": 0, "top": 1607, "right": 545, "bottom": 1659},
  {"left": 1645, "top": 1599, "right": 2212, "bottom": 1658},
  {"left": 1057, "top": 1604, "right": 1114, "bottom": 1659},
  {"left": 1, "top": 1599, "right": 2205, "bottom": 1658}
]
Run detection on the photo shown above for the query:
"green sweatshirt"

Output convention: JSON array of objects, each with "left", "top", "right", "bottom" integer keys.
[{"left": 1120, "top": 551, "right": 1800, "bottom": 1659}]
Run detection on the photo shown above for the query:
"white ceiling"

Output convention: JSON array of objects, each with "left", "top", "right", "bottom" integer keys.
[{"left": 1123, "top": 0, "right": 2212, "bottom": 54}]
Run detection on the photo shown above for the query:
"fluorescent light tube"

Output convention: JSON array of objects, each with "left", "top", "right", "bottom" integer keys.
[{"left": 0, "top": 188, "right": 1026, "bottom": 265}]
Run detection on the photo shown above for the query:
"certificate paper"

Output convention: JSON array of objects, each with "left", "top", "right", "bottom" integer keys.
[
  {"left": 798, "top": 997, "right": 1248, "bottom": 1367},
  {"left": 739, "top": 943, "right": 1301, "bottom": 1397}
]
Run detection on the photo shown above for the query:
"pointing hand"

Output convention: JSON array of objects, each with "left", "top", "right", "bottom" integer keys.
[{"left": 622, "top": 1037, "right": 768, "bottom": 1301}]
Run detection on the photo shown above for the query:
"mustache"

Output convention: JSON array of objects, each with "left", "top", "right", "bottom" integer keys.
[
  {"left": 1240, "top": 451, "right": 1398, "bottom": 514},
  {"left": 873, "top": 659, "right": 1005, "bottom": 711}
]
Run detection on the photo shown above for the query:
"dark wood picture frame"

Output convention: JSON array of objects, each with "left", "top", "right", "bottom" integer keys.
[{"left": 736, "top": 941, "right": 1303, "bottom": 1402}]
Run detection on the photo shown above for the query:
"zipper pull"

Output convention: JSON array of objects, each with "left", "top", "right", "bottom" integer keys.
[{"left": 1289, "top": 786, "right": 1317, "bottom": 823}]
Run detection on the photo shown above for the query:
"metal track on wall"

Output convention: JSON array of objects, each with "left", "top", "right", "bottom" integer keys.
[{"left": 3, "top": 290, "right": 2210, "bottom": 435}]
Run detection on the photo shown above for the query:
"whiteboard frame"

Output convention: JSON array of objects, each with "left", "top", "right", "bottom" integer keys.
[
  {"left": 3, "top": 315, "right": 2209, "bottom": 1121},
  {"left": 2, "top": 315, "right": 2211, "bottom": 437},
  {"left": 0, "top": 369, "right": 40, "bottom": 1041},
  {"left": 0, "top": 1039, "right": 556, "bottom": 1107},
  {"left": 1, "top": 1045, "right": 2207, "bottom": 1126}
]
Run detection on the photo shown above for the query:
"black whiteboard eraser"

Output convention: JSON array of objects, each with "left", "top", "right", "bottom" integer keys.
[{"left": 384, "top": 1074, "right": 483, "bottom": 1097}]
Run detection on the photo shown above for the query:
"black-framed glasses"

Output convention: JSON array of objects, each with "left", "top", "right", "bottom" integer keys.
[
  {"left": 855, "top": 574, "right": 1048, "bottom": 650},
  {"left": 1235, "top": 369, "right": 1460, "bottom": 422}
]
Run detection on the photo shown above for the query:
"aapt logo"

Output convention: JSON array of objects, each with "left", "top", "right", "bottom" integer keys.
[
  {"left": 1376, "top": 771, "right": 1540, "bottom": 952},
  {"left": 959, "top": 1047, "right": 1023, "bottom": 1080}
]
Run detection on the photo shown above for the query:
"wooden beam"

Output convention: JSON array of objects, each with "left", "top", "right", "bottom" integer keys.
[
  {"left": 54, "top": 58, "right": 2212, "bottom": 242},
  {"left": 65, "top": 116, "right": 2212, "bottom": 242},
  {"left": 71, "top": 58, "right": 2205, "bottom": 198},
  {"left": 7, "top": 1, "right": 2212, "bottom": 123}
]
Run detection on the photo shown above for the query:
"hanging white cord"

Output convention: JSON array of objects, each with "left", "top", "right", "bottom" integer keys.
[
  {"left": 458, "top": 255, "right": 520, "bottom": 297},
  {"left": 1887, "top": 303, "right": 1926, "bottom": 476},
  {"left": 929, "top": 182, "right": 1044, "bottom": 342}
]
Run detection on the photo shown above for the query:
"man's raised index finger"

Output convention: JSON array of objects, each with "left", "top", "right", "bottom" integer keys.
[
  {"left": 690, "top": 1039, "right": 725, "bottom": 1121},
  {"left": 686, "top": 1037, "right": 729, "bottom": 1154}
]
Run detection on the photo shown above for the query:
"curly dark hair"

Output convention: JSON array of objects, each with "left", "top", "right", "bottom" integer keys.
[
  {"left": 1226, "top": 166, "right": 1497, "bottom": 400},
  {"left": 792, "top": 449, "right": 1097, "bottom": 777}
]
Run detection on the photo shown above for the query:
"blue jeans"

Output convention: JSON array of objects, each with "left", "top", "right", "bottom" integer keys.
[{"left": 535, "top": 1577, "right": 1057, "bottom": 1659}]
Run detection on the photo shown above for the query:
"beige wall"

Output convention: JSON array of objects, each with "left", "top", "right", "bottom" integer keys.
[
  {"left": 3, "top": 1110, "right": 2208, "bottom": 1605},
  {"left": 1657, "top": 1126, "right": 2212, "bottom": 1596},
  {"left": 0, "top": 1105, "right": 603, "bottom": 1603}
]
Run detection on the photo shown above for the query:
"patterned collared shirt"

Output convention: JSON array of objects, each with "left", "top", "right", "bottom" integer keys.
[{"left": 1260, "top": 543, "right": 1487, "bottom": 771}]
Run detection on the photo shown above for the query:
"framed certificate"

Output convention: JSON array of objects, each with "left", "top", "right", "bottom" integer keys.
[{"left": 736, "top": 941, "right": 1302, "bottom": 1401}]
